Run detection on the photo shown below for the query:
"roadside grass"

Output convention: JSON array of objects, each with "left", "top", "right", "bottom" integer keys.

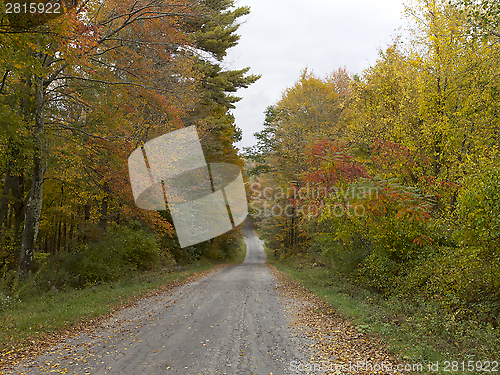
[
  {"left": 231, "top": 236, "right": 247, "bottom": 264},
  {"left": 0, "top": 238, "right": 246, "bottom": 366},
  {"left": 264, "top": 247, "right": 500, "bottom": 374}
]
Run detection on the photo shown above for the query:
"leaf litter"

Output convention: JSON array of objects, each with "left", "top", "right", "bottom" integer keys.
[
  {"left": 0, "top": 265, "right": 228, "bottom": 373},
  {"left": 1, "top": 263, "right": 409, "bottom": 374},
  {"left": 269, "top": 264, "right": 408, "bottom": 375}
]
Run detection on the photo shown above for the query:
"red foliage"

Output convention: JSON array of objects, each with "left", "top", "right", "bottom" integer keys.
[
  {"left": 302, "top": 139, "right": 368, "bottom": 186},
  {"left": 370, "top": 139, "right": 430, "bottom": 173}
]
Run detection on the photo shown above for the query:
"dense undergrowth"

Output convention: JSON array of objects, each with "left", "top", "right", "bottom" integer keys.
[{"left": 262, "top": 232, "right": 500, "bottom": 372}]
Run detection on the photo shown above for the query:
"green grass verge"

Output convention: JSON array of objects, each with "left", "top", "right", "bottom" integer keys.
[
  {"left": 231, "top": 236, "right": 247, "bottom": 264},
  {"left": 0, "top": 238, "right": 246, "bottom": 359},
  {"left": 0, "top": 260, "right": 212, "bottom": 355},
  {"left": 263, "top": 244, "right": 500, "bottom": 374}
]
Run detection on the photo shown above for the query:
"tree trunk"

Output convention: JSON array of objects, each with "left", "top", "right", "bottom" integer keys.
[
  {"left": 84, "top": 202, "right": 91, "bottom": 221},
  {"left": 68, "top": 214, "right": 74, "bottom": 250},
  {"left": 57, "top": 218, "right": 62, "bottom": 252},
  {"left": 18, "top": 78, "right": 45, "bottom": 278},
  {"left": 0, "top": 168, "right": 12, "bottom": 240},
  {"left": 62, "top": 220, "right": 67, "bottom": 251},
  {"left": 12, "top": 173, "right": 25, "bottom": 263},
  {"left": 0, "top": 160, "right": 23, "bottom": 240},
  {"left": 99, "top": 182, "right": 109, "bottom": 232}
]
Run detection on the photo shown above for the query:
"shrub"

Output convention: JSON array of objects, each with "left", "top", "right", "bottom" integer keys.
[
  {"left": 315, "top": 233, "right": 371, "bottom": 273},
  {"left": 31, "top": 224, "right": 167, "bottom": 290},
  {"left": 0, "top": 291, "right": 21, "bottom": 312},
  {"left": 356, "top": 250, "right": 399, "bottom": 293},
  {"left": 209, "top": 230, "right": 242, "bottom": 260},
  {"left": 398, "top": 246, "right": 500, "bottom": 326},
  {"left": 167, "top": 241, "right": 205, "bottom": 264},
  {"left": 455, "top": 165, "right": 500, "bottom": 257}
]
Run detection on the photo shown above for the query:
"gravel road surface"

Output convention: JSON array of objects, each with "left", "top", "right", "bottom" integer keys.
[{"left": 7, "top": 221, "right": 304, "bottom": 374}]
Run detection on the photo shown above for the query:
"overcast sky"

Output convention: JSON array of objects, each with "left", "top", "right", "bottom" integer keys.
[{"left": 224, "top": 0, "right": 408, "bottom": 149}]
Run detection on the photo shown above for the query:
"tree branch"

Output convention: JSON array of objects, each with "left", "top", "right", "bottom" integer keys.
[
  {"left": 0, "top": 70, "right": 10, "bottom": 94},
  {"left": 54, "top": 124, "right": 110, "bottom": 141},
  {"left": 55, "top": 75, "right": 181, "bottom": 94}
]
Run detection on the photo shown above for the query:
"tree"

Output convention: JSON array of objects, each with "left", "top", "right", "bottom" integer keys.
[
  {"left": 247, "top": 69, "right": 354, "bottom": 254},
  {"left": 249, "top": 69, "right": 350, "bottom": 183},
  {"left": 0, "top": 0, "right": 257, "bottom": 276},
  {"left": 185, "top": 0, "right": 260, "bottom": 167},
  {"left": 0, "top": 0, "right": 80, "bottom": 30},
  {"left": 348, "top": 41, "right": 421, "bottom": 148},
  {"left": 452, "top": 0, "right": 500, "bottom": 39},
  {"left": 244, "top": 106, "right": 278, "bottom": 176}
]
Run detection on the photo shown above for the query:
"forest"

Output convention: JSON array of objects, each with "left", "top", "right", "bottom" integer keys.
[
  {"left": 0, "top": 0, "right": 257, "bottom": 296},
  {"left": 246, "top": 0, "right": 500, "bottom": 360},
  {"left": 0, "top": 0, "right": 499, "bottom": 366}
]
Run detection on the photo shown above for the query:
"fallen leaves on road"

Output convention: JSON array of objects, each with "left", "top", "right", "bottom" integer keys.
[
  {"left": 270, "top": 264, "right": 405, "bottom": 375},
  {"left": 0, "top": 265, "right": 228, "bottom": 372}
]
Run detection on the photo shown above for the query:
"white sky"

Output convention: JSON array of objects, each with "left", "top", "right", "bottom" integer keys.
[{"left": 225, "top": 0, "right": 408, "bottom": 149}]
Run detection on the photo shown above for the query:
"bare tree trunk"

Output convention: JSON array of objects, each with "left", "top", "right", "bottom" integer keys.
[
  {"left": 56, "top": 184, "right": 64, "bottom": 252},
  {"left": 68, "top": 214, "right": 74, "bottom": 250},
  {"left": 99, "top": 182, "right": 109, "bottom": 232},
  {"left": 57, "top": 218, "right": 62, "bottom": 252},
  {"left": 0, "top": 154, "right": 23, "bottom": 240},
  {"left": 12, "top": 173, "right": 25, "bottom": 263},
  {"left": 80, "top": 202, "right": 91, "bottom": 243},
  {"left": 18, "top": 78, "right": 45, "bottom": 278},
  {"left": 62, "top": 220, "right": 67, "bottom": 251},
  {"left": 84, "top": 202, "right": 91, "bottom": 221},
  {"left": 0, "top": 168, "right": 12, "bottom": 240},
  {"left": 6, "top": 205, "right": 13, "bottom": 228}
]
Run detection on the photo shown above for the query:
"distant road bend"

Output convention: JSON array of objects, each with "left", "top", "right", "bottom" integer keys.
[{"left": 8, "top": 220, "right": 302, "bottom": 374}]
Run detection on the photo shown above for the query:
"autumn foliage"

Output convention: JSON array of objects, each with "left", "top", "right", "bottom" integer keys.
[
  {"left": 0, "top": 0, "right": 257, "bottom": 283},
  {"left": 247, "top": 0, "right": 500, "bottom": 329}
]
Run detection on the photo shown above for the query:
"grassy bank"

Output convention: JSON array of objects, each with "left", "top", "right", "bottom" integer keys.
[
  {"left": 263, "top": 245, "right": 499, "bottom": 374},
  {"left": 0, "top": 237, "right": 246, "bottom": 368}
]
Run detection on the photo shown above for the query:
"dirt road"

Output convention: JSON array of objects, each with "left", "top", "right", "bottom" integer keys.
[{"left": 6, "top": 222, "right": 305, "bottom": 374}]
